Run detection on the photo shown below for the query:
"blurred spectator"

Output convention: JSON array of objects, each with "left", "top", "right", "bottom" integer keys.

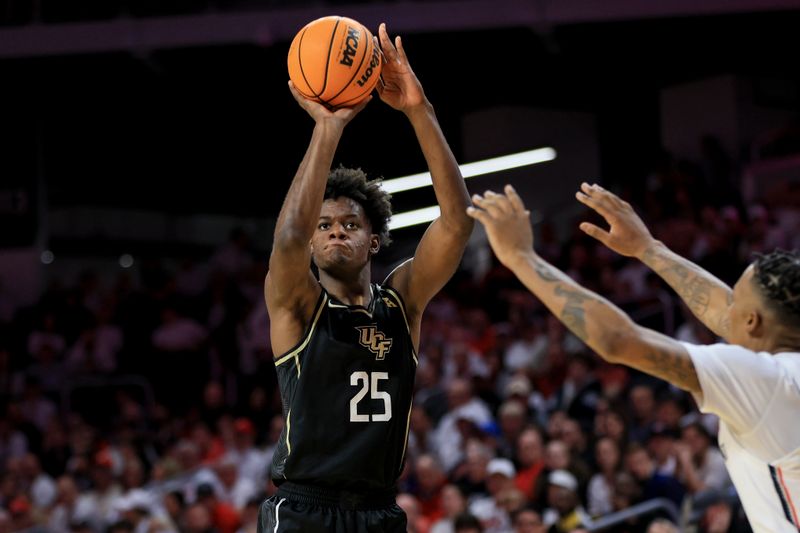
[
  {"left": 453, "top": 512, "right": 484, "bottom": 533},
  {"left": 430, "top": 484, "right": 468, "bottom": 533},
  {"left": 235, "top": 498, "right": 260, "bottom": 533},
  {"left": 66, "top": 306, "right": 122, "bottom": 374},
  {"left": 434, "top": 378, "right": 493, "bottom": 472},
  {"left": 223, "top": 418, "right": 268, "bottom": 488},
  {"left": 625, "top": 444, "right": 685, "bottom": 507},
  {"left": 541, "top": 470, "right": 590, "bottom": 532},
  {"left": 587, "top": 437, "right": 621, "bottom": 517},
  {"left": 415, "top": 454, "right": 448, "bottom": 525},
  {"left": 469, "top": 458, "right": 516, "bottom": 533},
  {"left": 503, "top": 319, "right": 547, "bottom": 373},
  {"left": 549, "top": 354, "right": 601, "bottom": 430},
  {"left": 215, "top": 459, "right": 257, "bottom": 511},
  {"left": 497, "top": 401, "right": 527, "bottom": 459},
  {"left": 675, "top": 422, "right": 730, "bottom": 494},
  {"left": 511, "top": 507, "right": 545, "bottom": 533},
  {"left": 628, "top": 385, "right": 657, "bottom": 443},
  {"left": 647, "top": 424, "right": 679, "bottom": 477},
  {"left": 397, "top": 492, "right": 431, "bottom": 533},
  {"left": 195, "top": 482, "right": 240, "bottom": 533},
  {"left": 183, "top": 503, "right": 217, "bottom": 533},
  {"left": 514, "top": 428, "right": 545, "bottom": 501}
]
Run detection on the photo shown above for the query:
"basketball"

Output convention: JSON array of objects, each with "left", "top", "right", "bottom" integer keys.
[{"left": 287, "top": 16, "right": 382, "bottom": 108}]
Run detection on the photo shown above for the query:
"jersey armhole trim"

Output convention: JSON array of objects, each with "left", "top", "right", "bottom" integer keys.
[
  {"left": 382, "top": 285, "right": 418, "bottom": 366},
  {"left": 274, "top": 292, "right": 329, "bottom": 376}
]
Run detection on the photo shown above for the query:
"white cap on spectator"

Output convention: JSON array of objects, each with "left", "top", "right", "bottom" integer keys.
[
  {"left": 115, "top": 490, "right": 151, "bottom": 513},
  {"left": 486, "top": 458, "right": 516, "bottom": 478},
  {"left": 505, "top": 375, "right": 532, "bottom": 397},
  {"left": 548, "top": 469, "right": 578, "bottom": 492}
]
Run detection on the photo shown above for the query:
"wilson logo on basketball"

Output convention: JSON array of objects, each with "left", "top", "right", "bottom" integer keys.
[
  {"left": 356, "top": 47, "right": 380, "bottom": 87},
  {"left": 356, "top": 326, "right": 392, "bottom": 360},
  {"left": 340, "top": 26, "right": 360, "bottom": 67}
]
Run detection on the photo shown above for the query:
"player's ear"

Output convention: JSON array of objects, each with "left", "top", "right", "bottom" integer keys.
[
  {"left": 370, "top": 234, "right": 380, "bottom": 255},
  {"left": 745, "top": 310, "right": 763, "bottom": 336}
]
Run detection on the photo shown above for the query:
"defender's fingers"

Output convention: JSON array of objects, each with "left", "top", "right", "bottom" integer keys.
[
  {"left": 504, "top": 184, "right": 526, "bottom": 212},
  {"left": 575, "top": 191, "right": 613, "bottom": 218},
  {"left": 466, "top": 206, "right": 491, "bottom": 225},
  {"left": 579, "top": 222, "right": 611, "bottom": 245}
]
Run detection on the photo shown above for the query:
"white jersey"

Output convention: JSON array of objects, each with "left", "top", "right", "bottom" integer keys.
[{"left": 684, "top": 342, "right": 800, "bottom": 533}]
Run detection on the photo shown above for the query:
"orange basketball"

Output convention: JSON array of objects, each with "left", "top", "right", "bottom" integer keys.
[{"left": 287, "top": 16, "right": 382, "bottom": 108}]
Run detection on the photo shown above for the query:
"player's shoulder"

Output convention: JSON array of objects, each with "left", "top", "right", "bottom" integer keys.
[{"left": 682, "top": 342, "right": 788, "bottom": 380}]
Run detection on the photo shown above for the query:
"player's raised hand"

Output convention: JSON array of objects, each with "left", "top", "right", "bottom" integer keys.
[
  {"left": 467, "top": 185, "right": 534, "bottom": 267},
  {"left": 374, "top": 23, "right": 426, "bottom": 113},
  {"left": 288, "top": 81, "right": 371, "bottom": 128},
  {"left": 576, "top": 182, "right": 655, "bottom": 259}
]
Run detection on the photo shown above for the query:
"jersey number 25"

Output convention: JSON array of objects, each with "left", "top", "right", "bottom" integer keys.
[{"left": 350, "top": 371, "right": 392, "bottom": 422}]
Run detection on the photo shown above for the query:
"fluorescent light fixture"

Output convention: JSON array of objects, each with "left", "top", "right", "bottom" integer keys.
[
  {"left": 386, "top": 147, "right": 556, "bottom": 230},
  {"left": 389, "top": 206, "right": 441, "bottom": 230},
  {"left": 381, "top": 147, "right": 556, "bottom": 194}
]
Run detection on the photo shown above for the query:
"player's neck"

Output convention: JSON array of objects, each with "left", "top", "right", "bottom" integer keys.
[{"left": 319, "top": 268, "right": 373, "bottom": 306}]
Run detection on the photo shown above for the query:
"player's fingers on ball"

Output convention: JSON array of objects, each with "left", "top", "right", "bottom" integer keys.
[
  {"left": 379, "top": 23, "right": 396, "bottom": 58},
  {"left": 374, "top": 36, "right": 389, "bottom": 65},
  {"left": 395, "top": 36, "right": 408, "bottom": 62}
]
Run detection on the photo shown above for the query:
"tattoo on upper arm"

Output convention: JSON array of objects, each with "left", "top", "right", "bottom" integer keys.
[
  {"left": 554, "top": 285, "right": 597, "bottom": 342},
  {"left": 642, "top": 345, "right": 700, "bottom": 392}
]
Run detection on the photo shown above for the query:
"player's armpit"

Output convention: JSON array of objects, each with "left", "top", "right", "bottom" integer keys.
[
  {"left": 610, "top": 327, "right": 702, "bottom": 394},
  {"left": 384, "top": 217, "right": 471, "bottom": 319}
]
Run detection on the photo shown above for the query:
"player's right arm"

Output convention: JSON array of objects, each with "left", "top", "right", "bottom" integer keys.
[
  {"left": 265, "top": 83, "right": 370, "bottom": 354},
  {"left": 576, "top": 183, "right": 733, "bottom": 341}
]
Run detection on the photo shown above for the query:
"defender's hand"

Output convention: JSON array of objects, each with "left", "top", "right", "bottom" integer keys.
[
  {"left": 467, "top": 185, "right": 534, "bottom": 268},
  {"left": 576, "top": 182, "right": 655, "bottom": 259},
  {"left": 288, "top": 81, "right": 371, "bottom": 128},
  {"left": 374, "top": 23, "right": 426, "bottom": 113}
]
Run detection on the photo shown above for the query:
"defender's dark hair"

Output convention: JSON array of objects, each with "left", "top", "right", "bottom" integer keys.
[
  {"left": 325, "top": 166, "right": 392, "bottom": 246},
  {"left": 753, "top": 249, "right": 800, "bottom": 326}
]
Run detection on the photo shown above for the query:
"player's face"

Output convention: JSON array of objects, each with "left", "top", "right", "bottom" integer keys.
[{"left": 311, "top": 197, "right": 378, "bottom": 274}]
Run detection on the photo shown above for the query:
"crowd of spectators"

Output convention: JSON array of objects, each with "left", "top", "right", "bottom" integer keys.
[{"left": 2, "top": 143, "right": 800, "bottom": 533}]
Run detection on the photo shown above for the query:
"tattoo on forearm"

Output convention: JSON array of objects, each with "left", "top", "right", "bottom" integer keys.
[
  {"left": 534, "top": 261, "right": 560, "bottom": 283},
  {"left": 652, "top": 261, "right": 712, "bottom": 318},
  {"left": 554, "top": 285, "right": 596, "bottom": 342},
  {"left": 642, "top": 346, "right": 699, "bottom": 391}
]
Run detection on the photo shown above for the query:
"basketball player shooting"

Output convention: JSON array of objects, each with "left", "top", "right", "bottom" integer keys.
[
  {"left": 467, "top": 184, "right": 800, "bottom": 533},
  {"left": 258, "top": 23, "right": 473, "bottom": 533}
]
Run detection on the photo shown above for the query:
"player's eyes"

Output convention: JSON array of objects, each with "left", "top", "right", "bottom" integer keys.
[
  {"left": 346, "top": 223, "right": 358, "bottom": 229},
  {"left": 318, "top": 223, "right": 330, "bottom": 230}
]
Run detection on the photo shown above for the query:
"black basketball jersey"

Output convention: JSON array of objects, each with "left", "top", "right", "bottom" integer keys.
[{"left": 270, "top": 283, "right": 418, "bottom": 492}]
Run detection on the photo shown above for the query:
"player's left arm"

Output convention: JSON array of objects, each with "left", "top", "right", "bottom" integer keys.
[
  {"left": 376, "top": 23, "right": 473, "bottom": 332},
  {"left": 468, "top": 186, "right": 701, "bottom": 394}
]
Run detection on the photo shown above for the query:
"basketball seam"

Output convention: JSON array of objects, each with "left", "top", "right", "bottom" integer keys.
[
  {"left": 318, "top": 17, "right": 341, "bottom": 106},
  {"left": 330, "top": 65, "right": 379, "bottom": 107},
  {"left": 296, "top": 27, "right": 318, "bottom": 98},
  {"left": 326, "top": 25, "right": 370, "bottom": 105}
]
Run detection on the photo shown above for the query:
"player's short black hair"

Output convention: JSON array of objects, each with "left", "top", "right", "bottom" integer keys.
[
  {"left": 752, "top": 249, "right": 800, "bottom": 327},
  {"left": 325, "top": 166, "right": 392, "bottom": 247}
]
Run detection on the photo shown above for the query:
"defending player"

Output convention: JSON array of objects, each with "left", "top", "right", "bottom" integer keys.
[{"left": 468, "top": 184, "right": 800, "bottom": 533}]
